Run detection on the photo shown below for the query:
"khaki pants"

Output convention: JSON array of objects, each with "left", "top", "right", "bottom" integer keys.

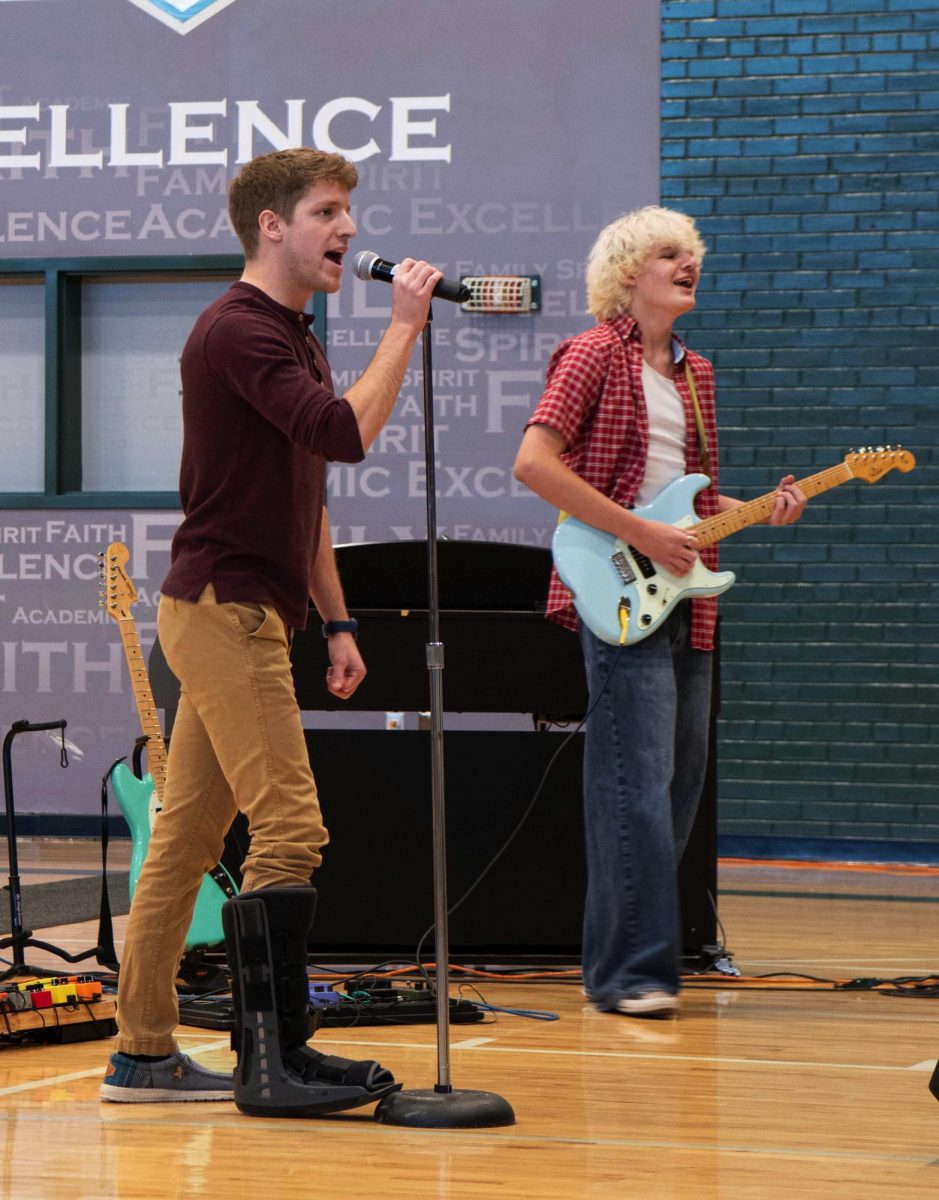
[{"left": 114, "top": 585, "right": 328, "bottom": 1055}]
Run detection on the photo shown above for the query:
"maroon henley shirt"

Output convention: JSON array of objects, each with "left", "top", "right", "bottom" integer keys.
[{"left": 161, "top": 281, "right": 364, "bottom": 629}]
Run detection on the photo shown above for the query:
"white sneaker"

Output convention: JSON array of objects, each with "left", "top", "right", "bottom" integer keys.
[{"left": 614, "top": 989, "right": 678, "bottom": 1019}]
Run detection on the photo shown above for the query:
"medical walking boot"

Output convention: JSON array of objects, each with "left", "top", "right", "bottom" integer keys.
[{"left": 222, "top": 886, "right": 400, "bottom": 1117}]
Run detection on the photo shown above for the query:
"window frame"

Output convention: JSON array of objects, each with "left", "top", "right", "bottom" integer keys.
[{"left": 0, "top": 256, "right": 327, "bottom": 509}]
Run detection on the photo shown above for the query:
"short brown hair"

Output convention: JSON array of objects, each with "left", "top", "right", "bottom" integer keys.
[{"left": 228, "top": 148, "right": 358, "bottom": 256}]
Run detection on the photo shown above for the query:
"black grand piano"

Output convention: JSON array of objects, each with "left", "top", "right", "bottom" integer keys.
[{"left": 150, "top": 541, "right": 718, "bottom": 965}]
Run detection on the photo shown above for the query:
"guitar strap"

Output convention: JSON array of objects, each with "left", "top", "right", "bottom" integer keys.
[
  {"left": 208, "top": 864, "right": 238, "bottom": 901},
  {"left": 682, "top": 360, "right": 713, "bottom": 479}
]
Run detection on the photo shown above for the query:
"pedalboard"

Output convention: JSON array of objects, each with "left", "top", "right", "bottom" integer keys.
[{"left": 0, "top": 974, "right": 117, "bottom": 1046}]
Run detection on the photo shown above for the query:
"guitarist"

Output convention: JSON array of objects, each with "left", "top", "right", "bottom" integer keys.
[
  {"left": 514, "top": 206, "right": 806, "bottom": 1020},
  {"left": 102, "top": 149, "right": 440, "bottom": 1114}
]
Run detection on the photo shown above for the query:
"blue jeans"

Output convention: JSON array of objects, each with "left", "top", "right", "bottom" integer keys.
[{"left": 578, "top": 603, "right": 712, "bottom": 1007}]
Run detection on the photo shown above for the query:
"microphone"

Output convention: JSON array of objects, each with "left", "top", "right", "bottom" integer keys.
[{"left": 352, "top": 250, "right": 470, "bottom": 304}]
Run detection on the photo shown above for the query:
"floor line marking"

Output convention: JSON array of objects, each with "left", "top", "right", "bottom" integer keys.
[
  {"left": 2, "top": 1034, "right": 927, "bottom": 1096},
  {"left": 0, "top": 1036, "right": 230, "bottom": 1097},
  {"left": 312, "top": 1035, "right": 929, "bottom": 1074},
  {"left": 743, "top": 957, "right": 938, "bottom": 967}
]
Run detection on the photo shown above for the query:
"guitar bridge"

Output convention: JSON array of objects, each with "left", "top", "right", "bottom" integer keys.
[{"left": 611, "top": 549, "right": 636, "bottom": 585}]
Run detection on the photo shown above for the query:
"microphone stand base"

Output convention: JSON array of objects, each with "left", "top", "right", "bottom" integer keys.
[{"left": 374, "top": 1086, "right": 516, "bottom": 1128}]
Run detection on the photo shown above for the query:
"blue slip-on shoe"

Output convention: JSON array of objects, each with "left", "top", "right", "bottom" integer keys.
[{"left": 100, "top": 1051, "right": 234, "bottom": 1103}]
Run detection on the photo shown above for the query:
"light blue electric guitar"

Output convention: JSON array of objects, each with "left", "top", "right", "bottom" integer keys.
[
  {"left": 100, "top": 542, "right": 238, "bottom": 949},
  {"left": 552, "top": 447, "right": 915, "bottom": 646}
]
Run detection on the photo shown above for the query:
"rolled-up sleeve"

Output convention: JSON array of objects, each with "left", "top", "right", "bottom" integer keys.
[{"left": 205, "top": 312, "right": 365, "bottom": 463}]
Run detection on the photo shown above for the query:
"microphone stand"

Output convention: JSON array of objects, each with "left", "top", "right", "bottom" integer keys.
[{"left": 375, "top": 308, "right": 515, "bottom": 1128}]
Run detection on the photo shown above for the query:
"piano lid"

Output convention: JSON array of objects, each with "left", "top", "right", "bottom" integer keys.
[
  {"left": 324, "top": 539, "right": 553, "bottom": 612},
  {"left": 148, "top": 540, "right": 587, "bottom": 720},
  {"left": 295, "top": 539, "right": 586, "bottom": 716}
]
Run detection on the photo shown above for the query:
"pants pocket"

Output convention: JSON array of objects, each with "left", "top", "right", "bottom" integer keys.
[{"left": 228, "top": 600, "right": 278, "bottom": 639}]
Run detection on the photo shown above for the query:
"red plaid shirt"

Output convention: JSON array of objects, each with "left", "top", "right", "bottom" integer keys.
[{"left": 527, "top": 314, "right": 721, "bottom": 651}]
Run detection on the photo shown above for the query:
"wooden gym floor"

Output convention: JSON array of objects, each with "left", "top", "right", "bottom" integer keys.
[{"left": 1, "top": 840, "right": 938, "bottom": 1199}]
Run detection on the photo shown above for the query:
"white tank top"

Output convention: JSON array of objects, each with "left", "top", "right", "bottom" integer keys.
[{"left": 635, "top": 360, "right": 687, "bottom": 507}]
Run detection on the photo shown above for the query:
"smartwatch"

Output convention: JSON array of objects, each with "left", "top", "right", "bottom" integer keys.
[{"left": 322, "top": 619, "right": 358, "bottom": 639}]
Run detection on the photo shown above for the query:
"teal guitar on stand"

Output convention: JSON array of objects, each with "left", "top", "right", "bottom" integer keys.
[
  {"left": 552, "top": 447, "right": 916, "bottom": 647},
  {"left": 99, "top": 543, "right": 238, "bottom": 949}
]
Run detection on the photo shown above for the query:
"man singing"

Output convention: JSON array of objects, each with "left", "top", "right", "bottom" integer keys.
[{"left": 102, "top": 148, "right": 440, "bottom": 1116}]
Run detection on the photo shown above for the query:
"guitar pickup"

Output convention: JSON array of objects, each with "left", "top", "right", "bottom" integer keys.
[
  {"left": 627, "top": 545, "right": 656, "bottom": 580},
  {"left": 611, "top": 550, "right": 636, "bottom": 585}
]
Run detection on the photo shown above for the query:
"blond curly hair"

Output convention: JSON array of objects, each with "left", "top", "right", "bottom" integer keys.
[{"left": 586, "top": 206, "right": 706, "bottom": 322}]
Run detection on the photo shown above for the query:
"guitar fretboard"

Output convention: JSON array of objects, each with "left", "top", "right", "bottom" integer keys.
[
  {"left": 693, "top": 462, "right": 854, "bottom": 548},
  {"left": 117, "top": 618, "right": 167, "bottom": 804}
]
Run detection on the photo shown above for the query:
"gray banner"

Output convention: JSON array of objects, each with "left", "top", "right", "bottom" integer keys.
[{"left": 0, "top": 0, "right": 660, "bottom": 812}]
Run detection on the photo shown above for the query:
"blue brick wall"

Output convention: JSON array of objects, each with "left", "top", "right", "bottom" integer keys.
[{"left": 661, "top": 1, "right": 938, "bottom": 851}]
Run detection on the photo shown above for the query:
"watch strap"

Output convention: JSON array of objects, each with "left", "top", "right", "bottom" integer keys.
[{"left": 322, "top": 618, "right": 358, "bottom": 639}]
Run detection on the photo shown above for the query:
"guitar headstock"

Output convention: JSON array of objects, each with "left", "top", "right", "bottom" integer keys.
[
  {"left": 844, "top": 445, "right": 916, "bottom": 483},
  {"left": 98, "top": 541, "right": 138, "bottom": 622}
]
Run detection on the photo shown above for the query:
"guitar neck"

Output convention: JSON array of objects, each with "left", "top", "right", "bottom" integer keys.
[
  {"left": 694, "top": 462, "right": 853, "bottom": 548},
  {"left": 117, "top": 617, "right": 167, "bottom": 803}
]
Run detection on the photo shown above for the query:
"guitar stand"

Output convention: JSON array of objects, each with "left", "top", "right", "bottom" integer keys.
[{"left": 0, "top": 719, "right": 107, "bottom": 982}]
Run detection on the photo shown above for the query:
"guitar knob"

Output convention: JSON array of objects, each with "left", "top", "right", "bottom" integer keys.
[
  {"left": 647, "top": 583, "right": 658, "bottom": 595},
  {"left": 640, "top": 614, "right": 652, "bottom": 627}
]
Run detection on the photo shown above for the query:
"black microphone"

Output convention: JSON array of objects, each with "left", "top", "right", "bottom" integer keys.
[{"left": 351, "top": 250, "right": 470, "bottom": 304}]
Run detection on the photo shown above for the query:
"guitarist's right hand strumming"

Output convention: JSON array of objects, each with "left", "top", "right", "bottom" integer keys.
[{"left": 630, "top": 519, "right": 700, "bottom": 577}]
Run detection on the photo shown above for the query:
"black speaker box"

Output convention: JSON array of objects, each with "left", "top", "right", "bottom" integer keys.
[{"left": 222, "top": 728, "right": 717, "bottom": 966}]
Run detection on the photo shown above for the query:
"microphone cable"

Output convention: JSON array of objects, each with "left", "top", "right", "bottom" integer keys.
[{"left": 414, "top": 639, "right": 627, "bottom": 970}]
